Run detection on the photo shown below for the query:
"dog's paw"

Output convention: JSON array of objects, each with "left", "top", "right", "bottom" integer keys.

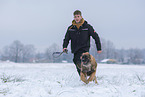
[
  {"left": 95, "top": 80, "right": 98, "bottom": 84},
  {"left": 85, "top": 80, "right": 89, "bottom": 84}
]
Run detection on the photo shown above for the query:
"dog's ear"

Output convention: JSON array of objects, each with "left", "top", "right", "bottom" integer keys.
[
  {"left": 81, "top": 53, "right": 85, "bottom": 59},
  {"left": 88, "top": 54, "right": 91, "bottom": 58},
  {"left": 85, "top": 52, "right": 89, "bottom": 55},
  {"left": 80, "top": 56, "right": 82, "bottom": 60},
  {"left": 82, "top": 53, "right": 85, "bottom": 56},
  {"left": 80, "top": 54, "right": 83, "bottom": 60}
]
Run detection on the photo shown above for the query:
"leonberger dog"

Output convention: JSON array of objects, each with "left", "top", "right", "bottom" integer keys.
[{"left": 80, "top": 52, "right": 98, "bottom": 84}]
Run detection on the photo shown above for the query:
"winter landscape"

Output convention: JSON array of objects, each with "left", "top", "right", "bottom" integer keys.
[
  {"left": 1, "top": 1, "right": 145, "bottom": 97},
  {"left": 0, "top": 61, "right": 145, "bottom": 97}
]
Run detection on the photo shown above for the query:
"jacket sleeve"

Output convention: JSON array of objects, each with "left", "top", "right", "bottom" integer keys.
[
  {"left": 88, "top": 25, "right": 101, "bottom": 51},
  {"left": 63, "top": 27, "right": 71, "bottom": 48}
]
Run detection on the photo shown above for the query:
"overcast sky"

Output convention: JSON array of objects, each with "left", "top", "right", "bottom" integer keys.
[{"left": 0, "top": 0, "right": 145, "bottom": 52}]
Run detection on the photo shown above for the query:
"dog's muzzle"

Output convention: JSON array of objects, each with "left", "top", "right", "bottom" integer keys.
[{"left": 82, "top": 58, "right": 90, "bottom": 65}]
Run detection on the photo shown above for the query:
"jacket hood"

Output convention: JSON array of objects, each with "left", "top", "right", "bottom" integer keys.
[{"left": 72, "top": 18, "right": 85, "bottom": 29}]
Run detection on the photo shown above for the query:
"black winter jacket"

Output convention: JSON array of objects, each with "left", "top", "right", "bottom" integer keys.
[{"left": 63, "top": 21, "right": 101, "bottom": 53}]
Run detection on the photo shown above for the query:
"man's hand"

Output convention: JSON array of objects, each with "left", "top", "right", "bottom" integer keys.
[
  {"left": 97, "top": 50, "right": 102, "bottom": 54},
  {"left": 63, "top": 48, "right": 68, "bottom": 53}
]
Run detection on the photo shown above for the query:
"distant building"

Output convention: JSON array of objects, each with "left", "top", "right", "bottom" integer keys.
[
  {"left": 100, "top": 59, "right": 117, "bottom": 64},
  {"left": 62, "top": 60, "right": 68, "bottom": 63}
]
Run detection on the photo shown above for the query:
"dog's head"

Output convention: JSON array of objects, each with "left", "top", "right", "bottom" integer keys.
[{"left": 80, "top": 52, "right": 91, "bottom": 65}]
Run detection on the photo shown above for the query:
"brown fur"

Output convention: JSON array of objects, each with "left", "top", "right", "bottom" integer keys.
[{"left": 80, "top": 52, "right": 98, "bottom": 84}]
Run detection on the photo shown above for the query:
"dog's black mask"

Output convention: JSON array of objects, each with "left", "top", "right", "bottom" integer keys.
[{"left": 81, "top": 54, "right": 91, "bottom": 65}]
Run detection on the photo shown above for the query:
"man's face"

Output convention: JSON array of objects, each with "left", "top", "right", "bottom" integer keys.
[{"left": 74, "top": 14, "right": 82, "bottom": 23}]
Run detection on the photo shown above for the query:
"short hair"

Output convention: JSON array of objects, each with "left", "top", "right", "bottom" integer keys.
[{"left": 73, "top": 10, "right": 82, "bottom": 16}]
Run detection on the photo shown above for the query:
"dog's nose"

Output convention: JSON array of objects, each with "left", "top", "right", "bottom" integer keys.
[{"left": 82, "top": 59, "right": 85, "bottom": 62}]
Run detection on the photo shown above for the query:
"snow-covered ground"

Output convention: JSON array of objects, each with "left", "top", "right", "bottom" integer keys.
[{"left": 0, "top": 62, "right": 145, "bottom": 97}]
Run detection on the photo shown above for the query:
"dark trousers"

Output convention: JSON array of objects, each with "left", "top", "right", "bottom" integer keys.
[{"left": 73, "top": 50, "right": 88, "bottom": 75}]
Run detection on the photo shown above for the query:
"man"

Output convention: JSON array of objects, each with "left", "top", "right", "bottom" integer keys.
[{"left": 63, "top": 10, "right": 102, "bottom": 75}]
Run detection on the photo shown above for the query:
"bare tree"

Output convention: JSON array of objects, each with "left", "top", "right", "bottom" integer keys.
[
  {"left": 1, "top": 46, "right": 11, "bottom": 61},
  {"left": 106, "top": 40, "right": 115, "bottom": 59},
  {"left": 8, "top": 40, "right": 23, "bottom": 62},
  {"left": 116, "top": 49, "right": 126, "bottom": 63},
  {"left": 46, "top": 43, "right": 61, "bottom": 63},
  {"left": 22, "top": 45, "right": 35, "bottom": 62},
  {"left": 127, "top": 48, "right": 144, "bottom": 64},
  {"left": 45, "top": 47, "right": 53, "bottom": 62},
  {"left": 90, "top": 38, "right": 116, "bottom": 62},
  {"left": 1, "top": 40, "right": 35, "bottom": 63}
]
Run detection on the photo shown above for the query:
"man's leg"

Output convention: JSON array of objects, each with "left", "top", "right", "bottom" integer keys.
[
  {"left": 73, "top": 50, "right": 88, "bottom": 75},
  {"left": 73, "top": 53, "right": 82, "bottom": 75}
]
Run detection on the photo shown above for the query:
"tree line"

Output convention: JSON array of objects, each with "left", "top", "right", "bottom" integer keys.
[
  {"left": 0, "top": 39, "right": 145, "bottom": 64},
  {"left": 90, "top": 38, "right": 145, "bottom": 64}
]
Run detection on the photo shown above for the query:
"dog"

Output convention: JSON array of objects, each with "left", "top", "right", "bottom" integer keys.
[{"left": 80, "top": 52, "right": 98, "bottom": 84}]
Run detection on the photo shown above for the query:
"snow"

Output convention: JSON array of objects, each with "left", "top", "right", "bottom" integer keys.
[
  {"left": 0, "top": 62, "right": 145, "bottom": 97},
  {"left": 100, "top": 59, "right": 110, "bottom": 62}
]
